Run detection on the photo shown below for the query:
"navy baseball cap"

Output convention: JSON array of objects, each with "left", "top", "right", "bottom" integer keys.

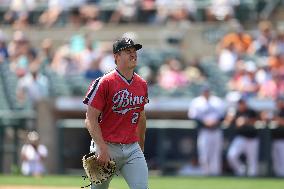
[
  {"left": 200, "top": 84, "right": 211, "bottom": 93},
  {"left": 113, "top": 37, "right": 142, "bottom": 54},
  {"left": 237, "top": 95, "right": 248, "bottom": 103}
]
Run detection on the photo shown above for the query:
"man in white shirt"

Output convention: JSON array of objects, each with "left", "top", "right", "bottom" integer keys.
[
  {"left": 188, "top": 85, "right": 226, "bottom": 175},
  {"left": 21, "top": 131, "right": 48, "bottom": 176},
  {"left": 16, "top": 63, "right": 49, "bottom": 107}
]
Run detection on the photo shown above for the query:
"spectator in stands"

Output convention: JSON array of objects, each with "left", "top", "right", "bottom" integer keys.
[
  {"left": 39, "top": 38, "right": 54, "bottom": 69},
  {"left": 270, "top": 96, "right": 284, "bottom": 177},
  {"left": 16, "top": 63, "right": 50, "bottom": 107},
  {"left": 266, "top": 31, "right": 284, "bottom": 73},
  {"left": 228, "top": 60, "right": 259, "bottom": 98},
  {"left": 39, "top": 0, "right": 68, "bottom": 27},
  {"left": 21, "top": 131, "right": 48, "bottom": 177},
  {"left": 258, "top": 72, "right": 284, "bottom": 100},
  {"left": 188, "top": 85, "right": 226, "bottom": 175},
  {"left": 248, "top": 20, "right": 274, "bottom": 56},
  {"left": 218, "top": 42, "right": 238, "bottom": 74},
  {"left": 205, "top": 0, "right": 239, "bottom": 21},
  {"left": 69, "top": 7, "right": 84, "bottom": 27},
  {"left": 255, "top": 64, "right": 272, "bottom": 87},
  {"left": 109, "top": 0, "right": 140, "bottom": 23},
  {"left": 217, "top": 24, "right": 253, "bottom": 55},
  {"left": 77, "top": 35, "right": 96, "bottom": 71},
  {"left": 8, "top": 30, "right": 28, "bottom": 58},
  {"left": 268, "top": 31, "right": 284, "bottom": 58},
  {"left": 50, "top": 44, "right": 82, "bottom": 76},
  {"left": 267, "top": 53, "right": 284, "bottom": 72},
  {"left": 85, "top": 58, "right": 103, "bottom": 80},
  {"left": 4, "top": 0, "right": 36, "bottom": 28},
  {"left": 183, "top": 58, "right": 205, "bottom": 84},
  {"left": 8, "top": 31, "right": 33, "bottom": 77},
  {"left": 79, "top": 3, "right": 103, "bottom": 30},
  {"left": 79, "top": 36, "right": 104, "bottom": 79},
  {"left": 227, "top": 61, "right": 245, "bottom": 98},
  {"left": 154, "top": 0, "right": 169, "bottom": 24},
  {"left": 155, "top": 0, "right": 197, "bottom": 24},
  {"left": 157, "top": 58, "right": 188, "bottom": 90},
  {"left": 0, "top": 30, "right": 9, "bottom": 61},
  {"left": 98, "top": 42, "right": 116, "bottom": 74},
  {"left": 167, "top": 0, "right": 197, "bottom": 23},
  {"left": 137, "top": 0, "right": 157, "bottom": 23},
  {"left": 64, "top": 1, "right": 96, "bottom": 28},
  {"left": 225, "top": 98, "right": 260, "bottom": 176}
]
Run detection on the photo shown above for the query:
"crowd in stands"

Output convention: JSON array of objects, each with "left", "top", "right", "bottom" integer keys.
[
  {"left": 218, "top": 20, "right": 284, "bottom": 101},
  {"left": 0, "top": 0, "right": 271, "bottom": 29}
]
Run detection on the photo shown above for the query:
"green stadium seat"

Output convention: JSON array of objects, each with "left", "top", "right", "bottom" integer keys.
[
  {"left": 0, "top": 63, "right": 19, "bottom": 110},
  {"left": 44, "top": 69, "right": 72, "bottom": 97},
  {"left": 199, "top": 59, "right": 229, "bottom": 97},
  {"left": 0, "top": 87, "right": 10, "bottom": 111},
  {"left": 65, "top": 75, "right": 90, "bottom": 96}
]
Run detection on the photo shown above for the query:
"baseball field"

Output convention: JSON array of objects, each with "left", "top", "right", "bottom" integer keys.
[{"left": 0, "top": 175, "right": 283, "bottom": 189}]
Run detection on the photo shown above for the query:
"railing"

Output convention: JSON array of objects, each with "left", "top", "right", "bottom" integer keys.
[{"left": 56, "top": 118, "right": 273, "bottom": 176}]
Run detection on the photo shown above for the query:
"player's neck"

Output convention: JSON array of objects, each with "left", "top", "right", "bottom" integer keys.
[{"left": 116, "top": 68, "right": 134, "bottom": 80}]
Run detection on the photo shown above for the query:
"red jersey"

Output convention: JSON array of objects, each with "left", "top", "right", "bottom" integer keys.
[{"left": 83, "top": 69, "right": 148, "bottom": 144}]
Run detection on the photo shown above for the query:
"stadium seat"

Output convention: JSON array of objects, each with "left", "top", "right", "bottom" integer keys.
[
  {"left": 199, "top": 59, "right": 229, "bottom": 97},
  {"left": 44, "top": 69, "right": 72, "bottom": 97},
  {"left": 65, "top": 75, "right": 90, "bottom": 96},
  {"left": 0, "top": 62, "right": 21, "bottom": 110}
]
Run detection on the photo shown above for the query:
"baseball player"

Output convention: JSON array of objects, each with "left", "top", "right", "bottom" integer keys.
[
  {"left": 271, "top": 97, "right": 284, "bottom": 177},
  {"left": 226, "top": 98, "right": 259, "bottom": 176},
  {"left": 83, "top": 37, "right": 149, "bottom": 189},
  {"left": 188, "top": 86, "right": 226, "bottom": 175}
]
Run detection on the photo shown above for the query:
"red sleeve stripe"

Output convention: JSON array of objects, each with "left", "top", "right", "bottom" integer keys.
[{"left": 83, "top": 77, "right": 102, "bottom": 105}]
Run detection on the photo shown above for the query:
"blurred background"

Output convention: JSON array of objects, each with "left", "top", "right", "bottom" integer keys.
[{"left": 0, "top": 0, "right": 284, "bottom": 178}]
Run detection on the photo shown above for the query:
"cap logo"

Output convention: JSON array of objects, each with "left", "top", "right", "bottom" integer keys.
[{"left": 125, "top": 38, "right": 132, "bottom": 45}]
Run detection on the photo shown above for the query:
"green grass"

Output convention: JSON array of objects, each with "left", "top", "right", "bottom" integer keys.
[{"left": 0, "top": 175, "right": 283, "bottom": 189}]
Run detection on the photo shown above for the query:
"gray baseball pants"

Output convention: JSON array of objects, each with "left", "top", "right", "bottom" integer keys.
[{"left": 90, "top": 141, "right": 148, "bottom": 189}]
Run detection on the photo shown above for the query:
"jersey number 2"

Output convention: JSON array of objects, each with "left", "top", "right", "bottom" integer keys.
[{"left": 131, "top": 113, "right": 139, "bottom": 124}]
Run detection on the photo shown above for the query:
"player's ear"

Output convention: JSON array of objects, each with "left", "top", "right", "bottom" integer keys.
[{"left": 113, "top": 52, "right": 120, "bottom": 64}]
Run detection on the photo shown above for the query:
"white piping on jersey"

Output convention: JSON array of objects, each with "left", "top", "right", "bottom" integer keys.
[
  {"left": 115, "top": 69, "right": 134, "bottom": 85},
  {"left": 88, "top": 78, "right": 102, "bottom": 106}
]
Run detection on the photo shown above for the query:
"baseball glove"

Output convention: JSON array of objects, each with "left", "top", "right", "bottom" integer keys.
[{"left": 81, "top": 152, "right": 116, "bottom": 188}]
